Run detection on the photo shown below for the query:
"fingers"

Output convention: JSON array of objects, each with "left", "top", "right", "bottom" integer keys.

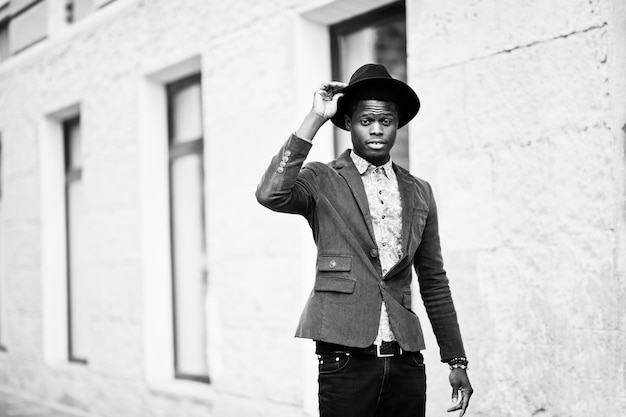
[
  {"left": 447, "top": 385, "right": 460, "bottom": 413},
  {"left": 320, "top": 81, "right": 348, "bottom": 90},
  {"left": 311, "top": 82, "right": 347, "bottom": 120},
  {"left": 330, "top": 92, "right": 344, "bottom": 104},
  {"left": 460, "top": 387, "right": 472, "bottom": 416},
  {"left": 317, "top": 82, "right": 347, "bottom": 99},
  {"left": 451, "top": 385, "right": 459, "bottom": 403},
  {"left": 446, "top": 403, "right": 462, "bottom": 412},
  {"left": 447, "top": 387, "right": 472, "bottom": 416}
]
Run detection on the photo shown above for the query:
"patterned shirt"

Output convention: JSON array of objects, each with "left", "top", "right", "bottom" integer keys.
[{"left": 350, "top": 151, "right": 403, "bottom": 343}]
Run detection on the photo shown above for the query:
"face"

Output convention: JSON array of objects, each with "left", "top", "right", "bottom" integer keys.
[{"left": 344, "top": 100, "right": 398, "bottom": 166}]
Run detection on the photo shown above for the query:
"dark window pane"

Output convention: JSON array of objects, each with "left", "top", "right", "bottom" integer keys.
[
  {"left": 331, "top": 3, "right": 409, "bottom": 169},
  {"left": 0, "top": 20, "right": 9, "bottom": 62},
  {"left": 64, "top": 117, "right": 82, "bottom": 171},
  {"left": 170, "top": 80, "right": 203, "bottom": 145},
  {"left": 67, "top": 0, "right": 95, "bottom": 23}
]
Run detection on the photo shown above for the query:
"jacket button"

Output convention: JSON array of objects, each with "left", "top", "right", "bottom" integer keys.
[
  {"left": 329, "top": 260, "right": 336, "bottom": 269},
  {"left": 379, "top": 281, "right": 386, "bottom": 289},
  {"left": 277, "top": 167, "right": 284, "bottom": 173},
  {"left": 279, "top": 161, "right": 287, "bottom": 168},
  {"left": 284, "top": 150, "right": 292, "bottom": 157},
  {"left": 369, "top": 248, "right": 378, "bottom": 258}
]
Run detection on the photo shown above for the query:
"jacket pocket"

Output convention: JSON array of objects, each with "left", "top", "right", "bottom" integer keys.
[
  {"left": 314, "top": 255, "right": 355, "bottom": 293},
  {"left": 316, "top": 255, "right": 352, "bottom": 272},
  {"left": 314, "top": 275, "right": 356, "bottom": 293}
]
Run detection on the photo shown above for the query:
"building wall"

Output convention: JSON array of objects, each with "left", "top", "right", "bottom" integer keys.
[
  {"left": 407, "top": 0, "right": 626, "bottom": 416},
  {"left": 0, "top": 0, "right": 623, "bottom": 417}
]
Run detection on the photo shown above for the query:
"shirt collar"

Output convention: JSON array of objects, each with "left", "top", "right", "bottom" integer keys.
[{"left": 350, "top": 150, "right": 394, "bottom": 177}]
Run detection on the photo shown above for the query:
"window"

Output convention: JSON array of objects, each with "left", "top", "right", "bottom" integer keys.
[
  {"left": 65, "top": 0, "right": 116, "bottom": 24},
  {"left": 63, "top": 116, "right": 88, "bottom": 364},
  {"left": 0, "top": 18, "right": 8, "bottom": 62},
  {"left": 65, "top": 0, "right": 94, "bottom": 24},
  {"left": 166, "top": 74, "right": 209, "bottom": 383},
  {"left": 0, "top": 136, "right": 5, "bottom": 352},
  {"left": 330, "top": 1, "right": 409, "bottom": 169},
  {"left": 0, "top": 0, "right": 117, "bottom": 61}
]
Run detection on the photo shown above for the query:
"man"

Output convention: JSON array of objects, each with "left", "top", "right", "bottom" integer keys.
[{"left": 256, "top": 64, "right": 473, "bottom": 417}]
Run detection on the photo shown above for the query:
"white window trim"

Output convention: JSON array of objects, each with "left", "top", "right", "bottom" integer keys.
[
  {"left": 0, "top": 132, "right": 6, "bottom": 352},
  {"left": 40, "top": 103, "right": 80, "bottom": 366},
  {"left": 140, "top": 54, "right": 216, "bottom": 402}
]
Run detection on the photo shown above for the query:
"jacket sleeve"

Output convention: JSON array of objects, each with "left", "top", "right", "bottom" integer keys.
[
  {"left": 255, "top": 133, "right": 319, "bottom": 216},
  {"left": 414, "top": 182, "right": 466, "bottom": 362}
]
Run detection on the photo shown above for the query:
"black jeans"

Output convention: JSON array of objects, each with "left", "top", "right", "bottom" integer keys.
[{"left": 317, "top": 349, "right": 426, "bottom": 417}]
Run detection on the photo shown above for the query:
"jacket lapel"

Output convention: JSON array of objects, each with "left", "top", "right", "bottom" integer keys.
[
  {"left": 334, "top": 150, "right": 377, "bottom": 246},
  {"left": 394, "top": 164, "right": 418, "bottom": 258}
]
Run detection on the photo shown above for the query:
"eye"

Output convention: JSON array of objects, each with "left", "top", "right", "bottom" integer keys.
[
  {"left": 381, "top": 118, "right": 392, "bottom": 126},
  {"left": 360, "top": 118, "right": 371, "bottom": 126}
]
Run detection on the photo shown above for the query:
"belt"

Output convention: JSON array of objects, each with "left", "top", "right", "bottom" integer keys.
[{"left": 316, "top": 341, "right": 409, "bottom": 358}]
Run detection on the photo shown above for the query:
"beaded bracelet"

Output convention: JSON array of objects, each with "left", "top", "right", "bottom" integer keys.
[{"left": 447, "top": 357, "right": 469, "bottom": 371}]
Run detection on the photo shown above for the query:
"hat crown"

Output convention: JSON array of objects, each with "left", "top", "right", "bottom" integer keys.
[
  {"left": 348, "top": 64, "right": 392, "bottom": 85},
  {"left": 330, "top": 63, "right": 420, "bottom": 131}
]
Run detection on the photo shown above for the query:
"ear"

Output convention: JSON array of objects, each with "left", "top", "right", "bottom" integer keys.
[{"left": 344, "top": 115, "right": 351, "bottom": 131}]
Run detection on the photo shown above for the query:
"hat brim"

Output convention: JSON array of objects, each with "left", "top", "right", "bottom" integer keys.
[{"left": 331, "top": 77, "right": 420, "bottom": 131}]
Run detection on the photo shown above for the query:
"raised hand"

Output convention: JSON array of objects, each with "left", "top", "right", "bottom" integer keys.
[
  {"left": 311, "top": 81, "right": 347, "bottom": 120},
  {"left": 296, "top": 81, "right": 348, "bottom": 141}
]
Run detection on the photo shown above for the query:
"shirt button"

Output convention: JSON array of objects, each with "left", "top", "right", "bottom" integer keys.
[
  {"left": 381, "top": 215, "right": 386, "bottom": 219},
  {"left": 383, "top": 269, "right": 388, "bottom": 274},
  {"left": 277, "top": 167, "right": 284, "bottom": 173},
  {"left": 370, "top": 248, "right": 378, "bottom": 258},
  {"left": 378, "top": 190, "right": 382, "bottom": 194},
  {"left": 328, "top": 260, "right": 336, "bottom": 269}
]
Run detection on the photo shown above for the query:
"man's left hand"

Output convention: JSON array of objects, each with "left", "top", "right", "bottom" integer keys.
[{"left": 447, "top": 368, "right": 473, "bottom": 416}]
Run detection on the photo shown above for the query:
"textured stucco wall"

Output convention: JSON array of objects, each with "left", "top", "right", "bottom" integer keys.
[
  {"left": 408, "top": 1, "right": 626, "bottom": 416},
  {"left": 0, "top": 1, "right": 313, "bottom": 416},
  {"left": 0, "top": 0, "right": 624, "bottom": 416}
]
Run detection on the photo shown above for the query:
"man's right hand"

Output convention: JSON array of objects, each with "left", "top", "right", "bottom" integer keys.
[
  {"left": 296, "top": 82, "right": 348, "bottom": 141},
  {"left": 312, "top": 82, "right": 347, "bottom": 120}
]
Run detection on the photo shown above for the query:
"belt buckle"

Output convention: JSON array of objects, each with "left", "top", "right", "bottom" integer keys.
[{"left": 376, "top": 343, "right": 402, "bottom": 358}]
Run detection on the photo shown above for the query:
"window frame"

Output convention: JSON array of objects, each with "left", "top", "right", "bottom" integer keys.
[
  {"left": 329, "top": 1, "right": 409, "bottom": 168},
  {"left": 165, "top": 73, "right": 210, "bottom": 384},
  {"left": 62, "top": 115, "right": 87, "bottom": 365},
  {"left": 329, "top": 1, "right": 405, "bottom": 82},
  {"left": 0, "top": 136, "right": 5, "bottom": 353}
]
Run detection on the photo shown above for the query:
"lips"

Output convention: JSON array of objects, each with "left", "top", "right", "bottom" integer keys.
[{"left": 366, "top": 140, "right": 386, "bottom": 150}]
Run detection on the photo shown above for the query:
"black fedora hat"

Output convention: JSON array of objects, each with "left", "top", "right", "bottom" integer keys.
[{"left": 331, "top": 63, "right": 420, "bottom": 131}]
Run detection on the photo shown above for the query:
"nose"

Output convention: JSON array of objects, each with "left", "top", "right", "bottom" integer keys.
[{"left": 370, "top": 122, "right": 383, "bottom": 136}]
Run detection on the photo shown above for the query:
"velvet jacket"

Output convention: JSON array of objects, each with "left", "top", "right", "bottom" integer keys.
[{"left": 256, "top": 134, "right": 465, "bottom": 361}]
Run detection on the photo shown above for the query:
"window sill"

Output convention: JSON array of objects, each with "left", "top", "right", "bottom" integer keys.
[{"left": 148, "top": 379, "right": 215, "bottom": 404}]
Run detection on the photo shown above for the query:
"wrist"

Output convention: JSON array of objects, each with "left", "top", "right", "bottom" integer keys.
[
  {"left": 296, "top": 111, "right": 326, "bottom": 141},
  {"left": 447, "top": 357, "right": 468, "bottom": 371}
]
